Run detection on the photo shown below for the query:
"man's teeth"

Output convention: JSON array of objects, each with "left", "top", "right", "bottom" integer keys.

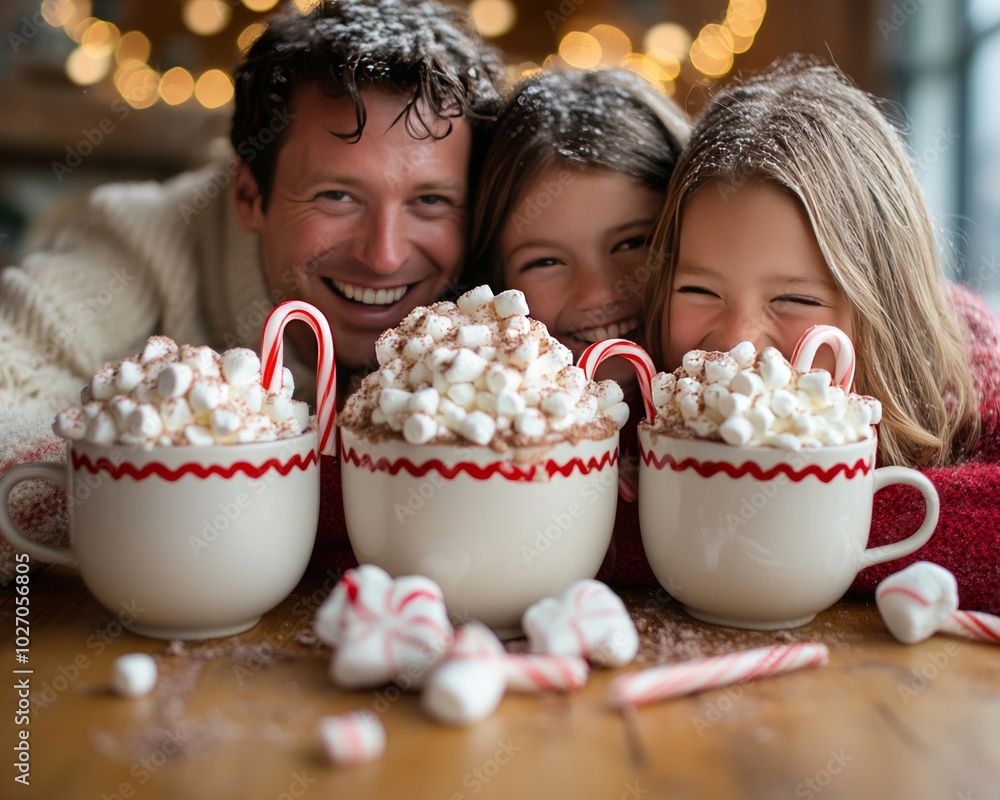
[
  {"left": 573, "top": 318, "right": 641, "bottom": 344},
  {"left": 332, "top": 280, "right": 407, "bottom": 306}
]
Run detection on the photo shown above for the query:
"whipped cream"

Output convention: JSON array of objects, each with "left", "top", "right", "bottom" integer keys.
[
  {"left": 648, "top": 342, "right": 881, "bottom": 449},
  {"left": 338, "top": 286, "right": 628, "bottom": 448},
  {"left": 54, "top": 336, "right": 312, "bottom": 448}
]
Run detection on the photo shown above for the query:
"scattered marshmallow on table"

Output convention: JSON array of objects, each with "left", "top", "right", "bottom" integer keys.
[
  {"left": 522, "top": 579, "right": 639, "bottom": 667},
  {"left": 421, "top": 623, "right": 508, "bottom": 726},
  {"left": 420, "top": 622, "right": 590, "bottom": 725},
  {"left": 876, "top": 561, "right": 1000, "bottom": 645},
  {"left": 314, "top": 565, "right": 453, "bottom": 690},
  {"left": 110, "top": 653, "right": 157, "bottom": 698},
  {"left": 317, "top": 711, "right": 386, "bottom": 767}
]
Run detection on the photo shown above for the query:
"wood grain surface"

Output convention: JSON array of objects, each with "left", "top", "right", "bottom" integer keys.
[{"left": 3, "top": 564, "right": 998, "bottom": 800}]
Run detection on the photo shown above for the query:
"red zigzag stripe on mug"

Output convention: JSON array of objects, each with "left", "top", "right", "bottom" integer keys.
[
  {"left": 70, "top": 450, "right": 318, "bottom": 482},
  {"left": 640, "top": 449, "right": 872, "bottom": 483},
  {"left": 340, "top": 445, "right": 618, "bottom": 482}
]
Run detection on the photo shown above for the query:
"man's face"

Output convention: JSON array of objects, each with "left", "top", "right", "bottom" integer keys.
[{"left": 235, "top": 84, "right": 472, "bottom": 373}]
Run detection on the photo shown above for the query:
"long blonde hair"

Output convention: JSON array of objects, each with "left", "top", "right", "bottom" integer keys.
[{"left": 645, "top": 57, "right": 979, "bottom": 467}]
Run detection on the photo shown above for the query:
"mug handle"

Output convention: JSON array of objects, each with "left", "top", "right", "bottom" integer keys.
[
  {"left": 0, "top": 462, "right": 78, "bottom": 569},
  {"left": 859, "top": 467, "right": 939, "bottom": 569}
]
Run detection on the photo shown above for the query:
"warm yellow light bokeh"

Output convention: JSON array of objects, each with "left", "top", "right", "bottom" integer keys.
[
  {"left": 558, "top": 31, "right": 602, "bottom": 69},
  {"left": 65, "top": 46, "right": 110, "bottom": 85},
  {"left": 621, "top": 52, "right": 675, "bottom": 90},
  {"left": 195, "top": 69, "right": 235, "bottom": 109},
  {"left": 689, "top": 39, "right": 734, "bottom": 77},
  {"left": 159, "top": 67, "right": 196, "bottom": 106},
  {"left": 41, "top": 0, "right": 77, "bottom": 28},
  {"left": 182, "top": 0, "right": 231, "bottom": 37},
  {"left": 589, "top": 24, "right": 631, "bottom": 66},
  {"left": 80, "top": 19, "right": 120, "bottom": 58},
  {"left": 645, "top": 23, "right": 691, "bottom": 64},
  {"left": 116, "top": 62, "right": 161, "bottom": 109},
  {"left": 238, "top": 22, "right": 267, "bottom": 53},
  {"left": 470, "top": 0, "right": 517, "bottom": 39},
  {"left": 114, "top": 30, "right": 151, "bottom": 65},
  {"left": 292, "top": 0, "right": 322, "bottom": 14},
  {"left": 242, "top": 0, "right": 280, "bottom": 11}
]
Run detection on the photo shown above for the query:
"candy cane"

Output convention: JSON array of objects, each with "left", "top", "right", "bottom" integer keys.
[
  {"left": 941, "top": 611, "right": 1000, "bottom": 643},
  {"left": 502, "top": 654, "right": 589, "bottom": 693},
  {"left": 876, "top": 561, "right": 1000, "bottom": 645},
  {"left": 606, "top": 643, "right": 829, "bottom": 709},
  {"left": 790, "top": 325, "right": 855, "bottom": 392},
  {"left": 578, "top": 339, "right": 656, "bottom": 421},
  {"left": 260, "top": 300, "right": 337, "bottom": 456}
]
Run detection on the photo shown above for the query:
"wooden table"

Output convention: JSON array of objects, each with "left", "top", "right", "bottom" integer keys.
[{"left": 3, "top": 563, "right": 999, "bottom": 800}]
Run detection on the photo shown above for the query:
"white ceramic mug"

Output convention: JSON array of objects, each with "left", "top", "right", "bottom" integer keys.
[
  {"left": 637, "top": 428, "right": 939, "bottom": 629},
  {"left": 0, "top": 433, "right": 319, "bottom": 639},
  {"left": 340, "top": 427, "right": 620, "bottom": 633}
]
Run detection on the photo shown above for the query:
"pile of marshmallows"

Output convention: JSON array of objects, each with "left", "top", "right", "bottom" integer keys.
[
  {"left": 312, "top": 566, "right": 639, "bottom": 766},
  {"left": 649, "top": 342, "right": 881, "bottom": 449},
  {"left": 52, "top": 336, "right": 310, "bottom": 448},
  {"left": 338, "top": 286, "right": 629, "bottom": 448}
]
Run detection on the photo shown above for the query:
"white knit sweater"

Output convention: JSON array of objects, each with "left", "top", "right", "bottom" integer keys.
[{"left": 0, "top": 163, "right": 311, "bottom": 582}]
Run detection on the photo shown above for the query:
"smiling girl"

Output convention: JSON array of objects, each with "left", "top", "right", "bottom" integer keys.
[
  {"left": 470, "top": 67, "right": 689, "bottom": 585},
  {"left": 645, "top": 58, "right": 1000, "bottom": 611},
  {"left": 470, "top": 67, "right": 689, "bottom": 390}
]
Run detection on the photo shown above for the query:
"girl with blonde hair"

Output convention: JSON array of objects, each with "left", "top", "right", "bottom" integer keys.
[{"left": 646, "top": 57, "right": 1000, "bottom": 609}]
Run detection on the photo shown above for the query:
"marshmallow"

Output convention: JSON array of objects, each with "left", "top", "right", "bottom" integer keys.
[
  {"left": 461, "top": 410, "right": 496, "bottom": 446},
  {"left": 403, "top": 413, "right": 437, "bottom": 445},
  {"left": 140, "top": 336, "right": 177, "bottom": 364},
  {"left": 522, "top": 580, "right": 639, "bottom": 668},
  {"left": 493, "top": 289, "right": 530, "bottom": 318},
  {"left": 729, "top": 341, "right": 756, "bottom": 369},
  {"left": 53, "top": 407, "right": 87, "bottom": 440},
  {"left": 221, "top": 348, "right": 261, "bottom": 387},
  {"left": 115, "top": 360, "right": 144, "bottom": 393},
  {"left": 420, "top": 623, "right": 507, "bottom": 726},
  {"left": 156, "top": 363, "right": 193, "bottom": 399},
  {"left": 53, "top": 336, "right": 313, "bottom": 448},
  {"left": 402, "top": 334, "right": 434, "bottom": 362},
  {"left": 337, "top": 285, "right": 628, "bottom": 448},
  {"left": 315, "top": 565, "right": 453, "bottom": 689},
  {"left": 110, "top": 653, "right": 157, "bottom": 698},
  {"left": 318, "top": 712, "right": 386, "bottom": 766},
  {"left": 422, "top": 658, "right": 507, "bottom": 726},
  {"left": 456, "top": 284, "right": 495, "bottom": 315},
  {"left": 876, "top": 561, "right": 959, "bottom": 644},
  {"left": 89, "top": 365, "right": 117, "bottom": 401},
  {"left": 649, "top": 337, "right": 879, "bottom": 449},
  {"left": 704, "top": 355, "right": 739, "bottom": 385},
  {"left": 180, "top": 345, "right": 220, "bottom": 377}
]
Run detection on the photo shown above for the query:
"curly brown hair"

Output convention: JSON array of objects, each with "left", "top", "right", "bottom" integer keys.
[{"left": 231, "top": 0, "right": 506, "bottom": 207}]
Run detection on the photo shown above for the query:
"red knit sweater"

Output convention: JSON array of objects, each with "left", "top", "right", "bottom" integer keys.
[{"left": 319, "top": 286, "right": 1000, "bottom": 614}]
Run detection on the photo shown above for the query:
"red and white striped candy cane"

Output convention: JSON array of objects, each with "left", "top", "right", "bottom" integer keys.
[
  {"left": 941, "top": 611, "right": 1000, "bottom": 644},
  {"left": 790, "top": 325, "right": 856, "bottom": 391},
  {"left": 577, "top": 339, "right": 656, "bottom": 420},
  {"left": 607, "top": 643, "right": 829, "bottom": 709},
  {"left": 260, "top": 300, "right": 337, "bottom": 456},
  {"left": 502, "top": 654, "right": 589, "bottom": 693}
]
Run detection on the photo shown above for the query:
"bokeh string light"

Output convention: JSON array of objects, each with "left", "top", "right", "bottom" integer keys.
[{"left": 45, "top": 0, "right": 766, "bottom": 110}]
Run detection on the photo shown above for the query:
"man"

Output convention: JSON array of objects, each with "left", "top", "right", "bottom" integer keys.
[{"left": 0, "top": 0, "right": 505, "bottom": 579}]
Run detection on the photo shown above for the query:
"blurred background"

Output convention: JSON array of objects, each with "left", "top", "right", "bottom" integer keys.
[{"left": 1, "top": 0, "right": 998, "bottom": 311}]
